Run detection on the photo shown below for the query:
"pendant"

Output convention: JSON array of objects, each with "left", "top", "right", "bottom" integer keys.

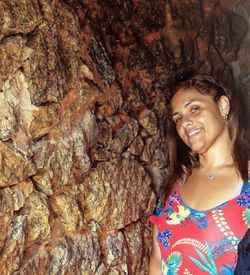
[{"left": 207, "top": 173, "right": 215, "bottom": 180}]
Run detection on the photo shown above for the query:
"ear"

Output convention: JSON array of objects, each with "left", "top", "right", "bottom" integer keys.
[{"left": 218, "top": 95, "right": 230, "bottom": 116}]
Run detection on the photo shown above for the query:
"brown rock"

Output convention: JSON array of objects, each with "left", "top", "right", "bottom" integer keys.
[
  {"left": 50, "top": 185, "right": 83, "bottom": 234},
  {"left": 80, "top": 158, "right": 156, "bottom": 230},
  {"left": 140, "top": 134, "right": 167, "bottom": 168},
  {"left": 0, "top": 215, "right": 27, "bottom": 274},
  {"left": 0, "top": 0, "right": 42, "bottom": 40},
  {"left": 97, "top": 121, "right": 113, "bottom": 148},
  {"left": 8, "top": 180, "right": 34, "bottom": 211},
  {"left": 124, "top": 220, "right": 153, "bottom": 275},
  {"left": 110, "top": 117, "right": 139, "bottom": 154},
  {"left": 32, "top": 171, "right": 53, "bottom": 196},
  {"left": 91, "top": 147, "right": 114, "bottom": 162},
  {"left": 101, "top": 230, "right": 128, "bottom": 272},
  {"left": 96, "top": 84, "right": 123, "bottom": 118},
  {"left": 55, "top": 0, "right": 81, "bottom": 93},
  {"left": 0, "top": 37, "right": 31, "bottom": 89},
  {"left": 0, "top": 141, "right": 36, "bottom": 188},
  {"left": 80, "top": 110, "right": 98, "bottom": 147},
  {"left": 0, "top": 94, "right": 16, "bottom": 141},
  {"left": 128, "top": 135, "right": 144, "bottom": 156},
  {"left": 15, "top": 229, "right": 103, "bottom": 275},
  {"left": 22, "top": 191, "right": 50, "bottom": 246},
  {"left": 138, "top": 108, "right": 158, "bottom": 136},
  {"left": 31, "top": 120, "right": 91, "bottom": 191},
  {"left": 88, "top": 37, "right": 116, "bottom": 86},
  {"left": 23, "top": 21, "right": 64, "bottom": 105},
  {"left": 0, "top": 187, "right": 14, "bottom": 251},
  {"left": 2, "top": 70, "right": 37, "bottom": 155},
  {"left": 29, "top": 104, "right": 60, "bottom": 140},
  {"left": 65, "top": 230, "right": 103, "bottom": 274}
]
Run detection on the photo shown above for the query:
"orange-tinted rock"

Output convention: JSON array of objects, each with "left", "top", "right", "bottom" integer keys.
[
  {"left": 80, "top": 158, "right": 156, "bottom": 230},
  {"left": 50, "top": 185, "right": 83, "bottom": 233},
  {"left": 109, "top": 117, "right": 139, "bottom": 154},
  {"left": 0, "top": 37, "right": 31, "bottom": 89},
  {"left": 22, "top": 191, "right": 50, "bottom": 246},
  {"left": 138, "top": 108, "right": 158, "bottom": 136},
  {"left": 96, "top": 84, "right": 123, "bottom": 118},
  {"left": 0, "top": 94, "right": 16, "bottom": 141},
  {"left": 0, "top": 0, "right": 41, "bottom": 39},
  {"left": 140, "top": 134, "right": 167, "bottom": 167},
  {"left": 124, "top": 220, "right": 152, "bottom": 275},
  {"left": 2, "top": 70, "right": 37, "bottom": 155},
  {"left": 29, "top": 104, "right": 60, "bottom": 140},
  {"left": 0, "top": 215, "right": 27, "bottom": 274},
  {"left": 100, "top": 230, "right": 128, "bottom": 272},
  {"left": 0, "top": 142, "right": 36, "bottom": 188},
  {"left": 0, "top": 187, "right": 14, "bottom": 251}
]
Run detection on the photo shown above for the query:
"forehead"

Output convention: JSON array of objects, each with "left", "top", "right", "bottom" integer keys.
[{"left": 171, "top": 88, "right": 212, "bottom": 110}]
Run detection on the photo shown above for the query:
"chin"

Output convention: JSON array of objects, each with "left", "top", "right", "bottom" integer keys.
[{"left": 189, "top": 143, "right": 207, "bottom": 154}]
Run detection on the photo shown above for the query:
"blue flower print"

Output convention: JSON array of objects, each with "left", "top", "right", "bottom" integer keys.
[
  {"left": 161, "top": 229, "right": 172, "bottom": 239},
  {"left": 243, "top": 190, "right": 250, "bottom": 198},
  {"left": 242, "top": 183, "right": 250, "bottom": 197},
  {"left": 189, "top": 210, "right": 208, "bottom": 229},
  {"left": 158, "top": 229, "right": 172, "bottom": 249},
  {"left": 162, "top": 240, "right": 169, "bottom": 248},
  {"left": 237, "top": 196, "right": 247, "bottom": 206},
  {"left": 168, "top": 200, "right": 175, "bottom": 207}
]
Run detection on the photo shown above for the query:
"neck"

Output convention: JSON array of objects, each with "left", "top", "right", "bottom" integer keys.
[
  {"left": 199, "top": 155, "right": 234, "bottom": 170},
  {"left": 198, "top": 133, "right": 234, "bottom": 169}
]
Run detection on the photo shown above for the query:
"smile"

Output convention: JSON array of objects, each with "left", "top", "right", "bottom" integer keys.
[{"left": 187, "top": 129, "right": 201, "bottom": 140}]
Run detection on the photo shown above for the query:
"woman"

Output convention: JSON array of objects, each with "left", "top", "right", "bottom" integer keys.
[{"left": 149, "top": 74, "right": 249, "bottom": 274}]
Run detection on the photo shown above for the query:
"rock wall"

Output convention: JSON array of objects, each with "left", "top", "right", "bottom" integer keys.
[{"left": 0, "top": 1, "right": 249, "bottom": 274}]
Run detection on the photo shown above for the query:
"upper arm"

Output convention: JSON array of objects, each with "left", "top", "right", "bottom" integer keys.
[{"left": 149, "top": 225, "right": 162, "bottom": 275}]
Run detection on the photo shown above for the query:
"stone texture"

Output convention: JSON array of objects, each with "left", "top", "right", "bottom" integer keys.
[
  {"left": 22, "top": 191, "right": 50, "bottom": 246},
  {"left": 101, "top": 230, "right": 128, "bottom": 272},
  {"left": 124, "top": 220, "right": 152, "bottom": 275},
  {"left": 0, "top": 188, "right": 14, "bottom": 251},
  {"left": 0, "top": 0, "right": 41, "bottom": 40},
  {"left": 0, "top": 37, "right": 31, "bottom": 90},
  {"left": 0, "top": 215, "right": 27, "bottom": 274},
  {"left": 50, "top": 185, "right": 83, "bottom": 233},
  {"left": 29, "top": 104, "right": 60, "bottom": 140},
  {"left": 79, "top": 158, "right": 156, "bottom": 230},
  {"left": 0, "top": 0, "right": 249, "bottom": 274},
  {"left": 0, "top": 142, "right": 36, "bottom": 188}
]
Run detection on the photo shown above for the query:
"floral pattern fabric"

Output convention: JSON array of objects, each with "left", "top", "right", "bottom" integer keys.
[{"left": 150, "top": 182, "right": 250, "bottom": 275}]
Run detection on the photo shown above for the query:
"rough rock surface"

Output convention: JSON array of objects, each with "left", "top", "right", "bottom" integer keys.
[{"left": 0, "top": 0, "right": 249, "bottom": 274}]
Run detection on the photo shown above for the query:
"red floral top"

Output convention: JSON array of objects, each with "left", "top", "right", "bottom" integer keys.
[{"left": 150, "top": 181, "right": 250, "bottom": 275}]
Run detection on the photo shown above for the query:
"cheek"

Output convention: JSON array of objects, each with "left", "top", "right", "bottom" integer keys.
[{"left": 176, "top": 127, "right": 187, "bottom": 142}]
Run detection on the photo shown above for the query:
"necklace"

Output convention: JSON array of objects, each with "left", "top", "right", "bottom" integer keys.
[
  {"left": 201, "top": 163, "right": 234, "bottom": 181},
  {"left": 207, "top": 173, "right": 215, "bottom": 180}
]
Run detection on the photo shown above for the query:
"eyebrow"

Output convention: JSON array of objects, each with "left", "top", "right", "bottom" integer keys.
[{"left": 171, "top": 99, "right": 198, "bottom": 117}]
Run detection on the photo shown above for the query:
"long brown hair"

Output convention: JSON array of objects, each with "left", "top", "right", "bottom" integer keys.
[{"left": 160, "top": 74, "right": 249, "bottom": 204}]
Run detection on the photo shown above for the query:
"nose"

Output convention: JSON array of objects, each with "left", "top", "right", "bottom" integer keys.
[{"left": 181, "top": 116, "right": 193, "bottom": 129}]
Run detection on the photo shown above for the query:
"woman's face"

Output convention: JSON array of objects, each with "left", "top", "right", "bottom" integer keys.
[{"left": 171, "top": 88, "right": 230, "bottom": 155}]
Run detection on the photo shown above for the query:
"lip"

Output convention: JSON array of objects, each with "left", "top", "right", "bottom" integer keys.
[{"left": 186, "top": 128, "right": 201, "bottom": 140}]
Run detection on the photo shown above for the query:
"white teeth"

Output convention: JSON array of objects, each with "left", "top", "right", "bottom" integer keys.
[{"left": 188, "top": 129, "right": 201, "bottom": 137}]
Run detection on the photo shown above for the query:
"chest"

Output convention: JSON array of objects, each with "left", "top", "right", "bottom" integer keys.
[
  {"left": 180, "top": 172, "right": 242, "bottom": 211},
  {"left": 157, "top": 189, "right": 250, "bottom": 274}
]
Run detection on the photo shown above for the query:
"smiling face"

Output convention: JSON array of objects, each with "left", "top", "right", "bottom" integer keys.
[{"left": 171, "top": 88, "right": 230, "bottom": 155}]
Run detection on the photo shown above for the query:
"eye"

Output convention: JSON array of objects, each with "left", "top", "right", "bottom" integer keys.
[
  {"left": 174, "top": 116, "right": 182, "bottom": 124},
  {"left": 191, "top": 106, "right": 200, "bottom": 113}
]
